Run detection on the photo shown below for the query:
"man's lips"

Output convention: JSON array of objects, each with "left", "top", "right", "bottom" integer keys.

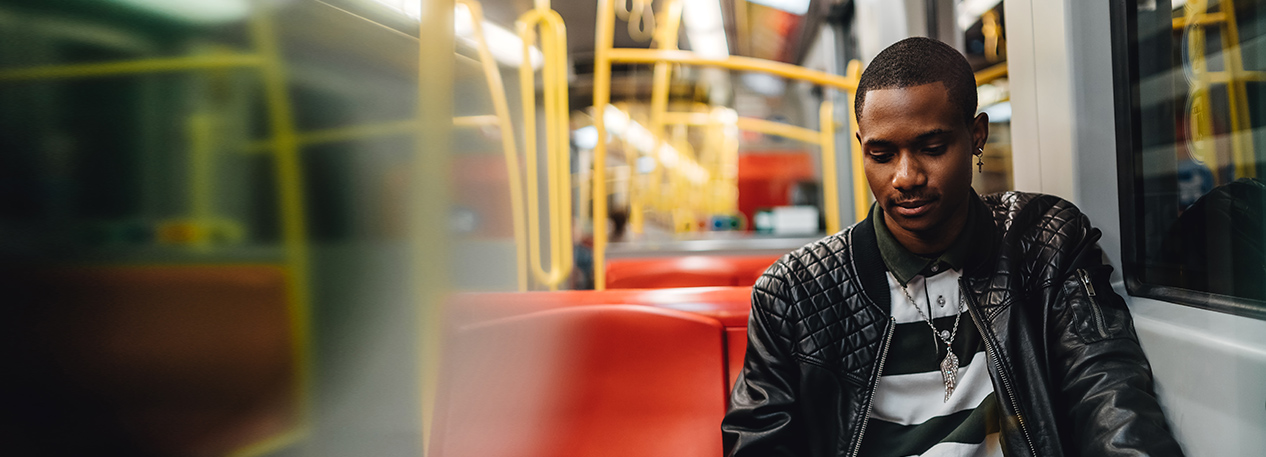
[{"left": 892, "top": 199, "right": 934, "bottom": 217}]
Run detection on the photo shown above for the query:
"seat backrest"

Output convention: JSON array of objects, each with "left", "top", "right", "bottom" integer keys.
[
  {"left": 604, "top": 255, "right": 780, "bottom": 289},
  {"left": 447, "top": 287, "right": 753, "bottom": 392},
  {"left": 430, "top": 305, "right": 727, "bottom": 457}
]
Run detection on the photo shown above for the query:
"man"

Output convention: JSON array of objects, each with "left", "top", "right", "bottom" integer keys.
[{"left": 721, "top": 37, "right": 1182, "bottom": 456}]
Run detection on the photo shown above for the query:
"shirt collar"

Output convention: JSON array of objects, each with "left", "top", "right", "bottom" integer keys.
[{"left": 873, "top": 195, "right": 978, "bottom": 286}]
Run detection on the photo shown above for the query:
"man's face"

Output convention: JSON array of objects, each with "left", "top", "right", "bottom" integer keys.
[{"left": 856, "top": 83, "right": 987, "bottom": 248}]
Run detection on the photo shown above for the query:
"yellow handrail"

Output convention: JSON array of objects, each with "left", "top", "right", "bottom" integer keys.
[
  {"left": 591, "top": 0, "right": 863, "bottom": 289},
  {"left": 663, "top": 112, "right": 823, "bottom": 145},
  {"left": 0, "top": 54, "right": 264, "bottom": 81},
  {"left": 246, "top": 7, "right": 314, "bottom": 454},
  {"left": 1184, "top": 0, "right": 1256, "bottom": 181},
  {"left": 0, "top": 11, "right": 319, "bottom": 453},
  {"left": 846, "top": 60, "right": 868, "bottom": 223},
  {"left": 460, "top": 0, "right": 530, "bottom": 291},
  {"left": 636, "top": 0, "right": 684, "bottom": 234},
  {"left": 820, "top": 100, "right": 840, "bottom": 234},
  {"left": 605, "top": 48, "right": 858, "bottom": 92},
  {"left": 593, "top": 0, "right": 616, "bottom": 289},
  {"left": 518, "top": 1, "right": 573, "bottom": 290},
  {"left": 661, "top": 104, "right": 842, "bottom": 233},
  {"left": 974, "top": 62, "right": 1008, "bottom": 86}
]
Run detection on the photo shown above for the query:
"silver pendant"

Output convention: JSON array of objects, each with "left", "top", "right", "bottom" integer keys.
[{"left": 940, "top": 349, "right": 959, "bottom": 402}]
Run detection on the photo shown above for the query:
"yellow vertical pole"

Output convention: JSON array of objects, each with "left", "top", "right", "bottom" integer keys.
[
  {"left": 845, "top": 60, "right": 869, "bottom": 222},
  {"left": 644, "top": 0, "right": 683, "bottom": 234},
  {"left": 417, "top": 0, "right": 454, "bottom": 452},
  {"left": 819, "top": 100, "right": 840, "bottom": 234},
  {"left": 547, "top": 10, "right": 574, "bottom": 290},
  {"left": 518, "top": 4, "right": 572, "bottom": 290},
  {"left": 593, "top": 0, "right": 615, "bottom": 290},
  {"left": 1185, "top": 1, "right": 1220, "bottom": 183},
  {"left": 1216, "top": 0, "right": 1256, "bottom": 179},
  {"left": 249, "top": 6, "right": 313, "bottom": 441},
  {"left": 188, "top": 112, "right": 215, "bottom": 248}
]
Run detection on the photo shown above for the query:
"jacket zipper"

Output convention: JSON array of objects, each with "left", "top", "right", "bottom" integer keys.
[
  {"left": 849, "top": 317, "right": 894, "bottom": 457},
  {"left": 1077, "top": 269, "right": 1110, "bottom": 338},
  {"left": 960, "top": 279, "right": 1038, "bottom": 457}
]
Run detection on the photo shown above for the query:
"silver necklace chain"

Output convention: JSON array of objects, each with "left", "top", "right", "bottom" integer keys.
[
  {"left": 898, "top": 281, "right": 964, "bottom": 349},
  {"left": 898, "top": 279, "right": 965, "bottom": 402}
]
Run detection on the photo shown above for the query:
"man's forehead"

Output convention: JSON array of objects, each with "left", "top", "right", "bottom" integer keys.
[
  {"left": 861, "top": 83, "right": 952, "bottom": 115},
  {"left": 857, "top": 83, "right": 960, "bottom": 134}
]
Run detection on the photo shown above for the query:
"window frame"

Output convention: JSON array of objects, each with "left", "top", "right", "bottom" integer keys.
[{"left": 1110, "top": 0, "right": 1266, "bottom": 321}]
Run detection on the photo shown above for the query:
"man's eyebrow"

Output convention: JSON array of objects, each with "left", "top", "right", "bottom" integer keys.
[
  {"left": 862, "top": 129, "right": 953, "bottom": 147},
  {"left": 915, "top": 129, "right": 953, "bottom": 141},
  {"left": 862, "top": 138, "right": 897, "bottom": 148}
]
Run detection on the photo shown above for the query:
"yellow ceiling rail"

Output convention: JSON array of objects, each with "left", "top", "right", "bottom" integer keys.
[
  {"left": 0, "top": 9, "right": 318, "bottom": 454},
  {"left": 974, "top": 62, "right": 1008, "bottom": 86},
  {"left": 605, "top": 48, "right": 859, "bottom": 92},
  {"left": 737, "top": 117, "right": 824, "bottom": 145},
  {"left": 460, "top": 0, "right": 529, "bottom": 291},
  {"left": 664, "top": 111, "right": 823, "bottom": 145},
  {"left": 518, "top": 0, "right": 573, "bottom": 290},
  {"left": 662, "top": 105, "right": 841, "bottom": 233},
  {"left": 242, "top": 115, "right": 498, "bottom": 154},
  {"left": 1173, "top": 11, "right": 1227, "bottom": 30},
  {"left": 0, "top": 54, "right": 264, "bottom": 81},
  {"left": 452, "top": 114, "right": 501, "bottom": 127},
  {"left": 591, "top": 0, "right": 863, "bottom": 289},
  {"left": 1184, "top": 0, "right": 1256, "bottom": 181}
]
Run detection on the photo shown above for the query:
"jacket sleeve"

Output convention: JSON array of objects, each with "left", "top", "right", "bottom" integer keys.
[
  {"left": 721, "top": 266, "right": 805, "bottom": 457},
  {"left": 1045, "top": 209, "right": 1185, "bottom": 456}
]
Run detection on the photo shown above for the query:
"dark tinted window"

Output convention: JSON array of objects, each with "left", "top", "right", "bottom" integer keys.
[{"left": 1115, "top": 0, "right": 1266, "bottom": 318}]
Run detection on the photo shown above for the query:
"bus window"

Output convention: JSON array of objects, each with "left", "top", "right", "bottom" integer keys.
[{"left": 1115, "top": 0, "right": 1266, "bottom": 318}]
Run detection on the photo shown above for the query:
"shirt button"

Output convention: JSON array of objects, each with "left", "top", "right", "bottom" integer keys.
[
  {"left": 931, "top": 264, "right": 939, "bottom": 273},
  {"left": 937, "top": 295, "right": 946, "bottom": 307}
]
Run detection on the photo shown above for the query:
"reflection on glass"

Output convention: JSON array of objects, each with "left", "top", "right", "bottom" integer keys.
[{"left": 1127, "top": 0, "right": 1266, "bottom": 305}]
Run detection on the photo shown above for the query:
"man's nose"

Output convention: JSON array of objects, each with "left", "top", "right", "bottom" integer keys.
[{"left": 892, "top": 152, "right": 925, "bottom": 190}]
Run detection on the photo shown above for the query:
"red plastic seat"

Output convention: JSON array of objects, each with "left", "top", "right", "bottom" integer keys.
[
  {"left": 431, "top": 305, "right": 727, "bottom": 457},
  {"left": 448, "top": 287, "right": 754, "bottom": 391},
  {"left": 604, "top": 255, "right": 779, "bottom": 289}
]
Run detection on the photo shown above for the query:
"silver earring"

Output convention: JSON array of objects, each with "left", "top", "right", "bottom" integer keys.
[{"left": 976, "top": 147, "right": 984, "bottom": 173}]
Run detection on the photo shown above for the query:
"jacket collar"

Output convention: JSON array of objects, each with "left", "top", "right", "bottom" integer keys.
[
  {"left": 853, "top": 190, "right": 999, "bottom": 314},
  {"left": 851, "top": 207, "right": 892, "bottom": 316}
]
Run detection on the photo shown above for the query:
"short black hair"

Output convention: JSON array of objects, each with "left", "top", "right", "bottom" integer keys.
[{"left": 854, "top": 37, "right": 977, "bottom": 125}]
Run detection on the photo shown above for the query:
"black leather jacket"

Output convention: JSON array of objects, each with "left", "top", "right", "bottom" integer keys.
[{"left": 722, "top": 192, "right": 1182, "bottom": 456}]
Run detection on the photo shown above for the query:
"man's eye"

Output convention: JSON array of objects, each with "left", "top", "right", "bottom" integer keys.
[
  {"left": 869, "top": 152, "right": 893, "bottom": 163},
  {"left": 924, "top": 145, "right": 947, "bottom": 154}
]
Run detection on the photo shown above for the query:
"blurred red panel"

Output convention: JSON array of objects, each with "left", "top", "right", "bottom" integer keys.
[{"left": 737, "top": 151, "right": 816, "bottom": 229}]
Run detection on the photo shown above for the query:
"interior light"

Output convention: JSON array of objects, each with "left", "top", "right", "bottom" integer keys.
[
  {"left": 572, "top": 125, "right": 599, "bottom": 150},
  {"left": 106, "top": 0, "right": 251, "bottom": 24},
  {"left": 980, "top": 101, "right": 1011, "bottom": 123},
  {"left": 598, "top": 105, "right": 708, "bottom": 184},
  {"left": 453, "top": 3, "right": 544, "bottom": 69},
  {"left": 682, "top": 0, "right": 729, "bottom": 59},
  {"left": 741, "top": 72, "right": 786, "bottom": 96},
  {"left": 745, "top": 0, "right": 811, "bottom": 15},
  {"left": 956, "top": 0, "right": 1003, "bottom": 30},
  {"left": 370, "top": 0, "right": 422, "bottom": 21}
]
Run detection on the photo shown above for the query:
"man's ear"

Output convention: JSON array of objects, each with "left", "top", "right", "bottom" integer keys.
[
  {"left": 855, "top": 130, "right": 862, "bottom": 146},
  {"left": 972, "top": 112, "right": 990, "bottom": 151}
]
